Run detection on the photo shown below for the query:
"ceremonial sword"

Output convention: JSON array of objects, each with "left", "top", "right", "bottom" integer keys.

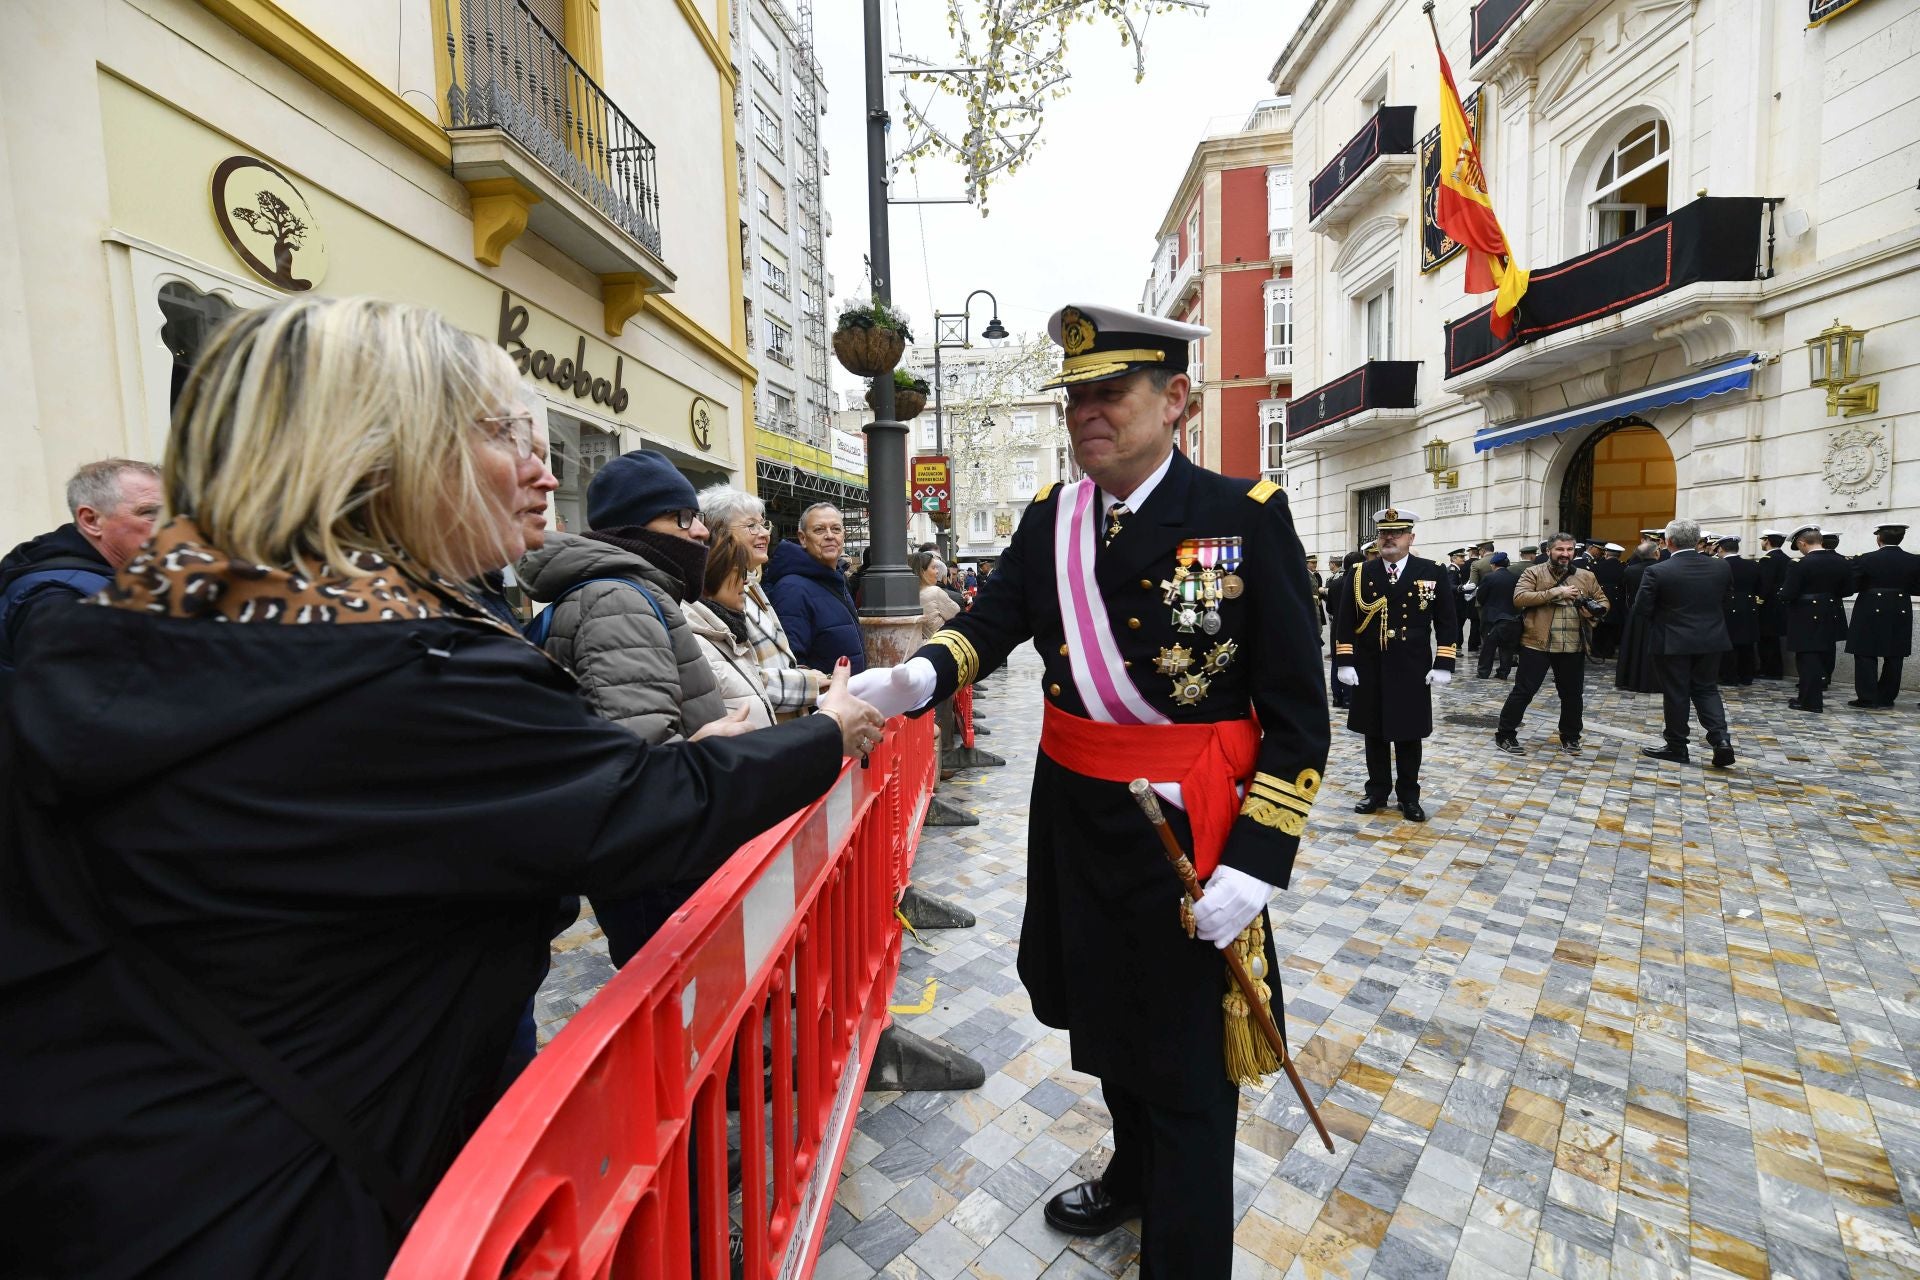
[{"left": 1129, "top": 779, "right": 1336, "bottom": 1154}]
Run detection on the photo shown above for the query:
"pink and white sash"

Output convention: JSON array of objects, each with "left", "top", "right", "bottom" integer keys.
[{"left": 1052, "top": 480, "right": 1191, "bottom": 808}]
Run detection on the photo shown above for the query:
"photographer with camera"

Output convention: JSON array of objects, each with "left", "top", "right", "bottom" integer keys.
[{"left": 1493, "top": 533, "right": 1609, "bottom": 755}]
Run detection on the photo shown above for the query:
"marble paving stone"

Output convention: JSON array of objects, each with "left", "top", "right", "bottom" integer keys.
[{"left": 528, "top": 649, "right": 1920, "bottom": 1280}]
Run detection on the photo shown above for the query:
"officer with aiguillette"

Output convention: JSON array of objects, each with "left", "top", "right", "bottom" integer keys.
[
  {"left": 1332, "top": 509, "right": 1459, "bottom": 821},
  {"left": 852, "top": 303, "right": 1329, "bottom": 1280},
  {"left": 1846, "top": 522, "right": 1920, "bottom": 707}
]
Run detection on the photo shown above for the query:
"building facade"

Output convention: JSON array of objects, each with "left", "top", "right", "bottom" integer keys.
[
  {"left": 0, "top": 0, "right": 761, "bottom": 549},
  {"left": 729, "top": 0, "right": 866, "bottom": 537},
  {"left": 1273, "top": 0, "right": 1918, "bottom": 568},
  {"left": 1140, "top": 99, "right": 1296, "bottom": 485}
]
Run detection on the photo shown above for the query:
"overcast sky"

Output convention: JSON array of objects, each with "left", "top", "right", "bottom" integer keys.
[{"left": 810, "top": 0, "right": 1310, "bottom": 397}]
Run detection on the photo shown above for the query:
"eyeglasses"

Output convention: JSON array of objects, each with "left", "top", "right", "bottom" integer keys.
[
  {"left": 476, "top": 412, "right": 536, "bottom": 460},
  {"left": 736, "top": 518, "right": 773, "bottom": 534},
  {"left": 666, "top": 508, "right": 700, "bottom": 531}
]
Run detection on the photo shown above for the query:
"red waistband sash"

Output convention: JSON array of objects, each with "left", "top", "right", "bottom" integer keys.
[{"left": 1039, "top": 702, "right": 1260, "bottom": 878}]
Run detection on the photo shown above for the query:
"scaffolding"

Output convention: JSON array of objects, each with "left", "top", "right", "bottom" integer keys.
[{"left": 767, "top": 0, "right": 832, "bottom": 451}]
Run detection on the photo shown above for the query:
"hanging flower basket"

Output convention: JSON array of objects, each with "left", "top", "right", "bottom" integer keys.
[
  {"left": 834, "top": 326, "right": 905, "bottom": 378},
  {"left": 833, "top": 300, "right": 914, "bottom": 378},
  {"left": 866, "top": 374, "right": 929, "bottom": 420}
]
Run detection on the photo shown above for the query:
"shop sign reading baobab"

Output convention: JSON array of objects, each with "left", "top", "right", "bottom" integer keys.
[
  {"left": 497, "top": 291, "right": 631, "bottom": 414},
  {"left": 211, "top": 156, "right": 327, "bottom": 291}
]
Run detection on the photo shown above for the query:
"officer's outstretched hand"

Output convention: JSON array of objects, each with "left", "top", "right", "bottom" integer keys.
[
  {"left": 847, "top": 657, "right": 936, "bottom": 718},
  {"left": 1336, "top": 666, "right": 1360, "bottom": 687},
  {"left": 1193, "top": 865, "right": 1273, "bottom": 948},
  {"left": 1425, "top": 670, "right": 1452, "bottom": 687}
]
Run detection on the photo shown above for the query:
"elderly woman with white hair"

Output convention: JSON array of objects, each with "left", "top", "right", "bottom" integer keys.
[{"left": 698, "top": 483, "right": 823, "bottom": 719}]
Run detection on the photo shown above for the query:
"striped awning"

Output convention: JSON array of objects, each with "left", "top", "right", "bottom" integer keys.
[{"left": 1472, "top": 355, "right": 1760, "bottom": 453}]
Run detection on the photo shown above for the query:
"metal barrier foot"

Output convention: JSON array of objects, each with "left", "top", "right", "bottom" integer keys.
[
  {"left": 925, "top": 794, "right": 979, "bottom": 827},
  {"left": 869, "top": 1025, "right": 987, "bottom": 1092},
  {"left": 942, "top": 745, "right": 1007, "bottom": 770},
  {"left": 898, "top": 883, "right": 977, "bottom": 929}
]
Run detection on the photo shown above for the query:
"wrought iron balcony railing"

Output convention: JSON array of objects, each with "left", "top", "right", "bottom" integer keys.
[{"left": 444, "top": 0, "right": 663, "bottom": 258}]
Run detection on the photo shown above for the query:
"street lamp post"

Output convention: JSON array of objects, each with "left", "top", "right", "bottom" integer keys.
[
  {"left": 856, "top": 0, "right": 918, "bottom": 635},
  {"left": 930, "top": 289, "right": 1007, "bottom": 561}
]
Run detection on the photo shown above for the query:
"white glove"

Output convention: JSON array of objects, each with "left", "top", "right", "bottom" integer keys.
[
  {"left": 847, "top": 657, "right": 936, "bottom": 718},
  {"left": 1426, "top": 670, "right": 1453, "bottom": 686},
  {"left": 1336, "top": 666, "right": 1359, "bottom": 687},
  {"left": 1192, "top": 865, "right": 1273, "bottom": 948}
]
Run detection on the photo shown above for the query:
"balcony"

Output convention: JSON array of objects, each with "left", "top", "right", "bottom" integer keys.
[
  {"left": 1285, "top": 361, "right": 1419, "bottom": 452},
  {"left": 444, "top": 0, "right": 672, "bottom": 326},
  {"left": 1151, "top": 256, "right": 1200, "bottom": 318},
  {"left": 1269, "top": 227, "right": 1293, "bottom": 261},
  {"left": 1307, "top": 106, "right": 1416, "bottom": 236},
  {"left": 1265, "top": 346, "right": 1293, "bottom": 379},
  {"left": 1470, "top": 0, "right": 1596, "bottom": 79},
  {"left": 1443, "top": 197, "right": 1779, "bottom": 389}
]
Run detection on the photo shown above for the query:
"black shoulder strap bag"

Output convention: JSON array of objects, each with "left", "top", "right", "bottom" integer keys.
[{"left": 8, "top": 737, "right": 424, "bottom": 1234}]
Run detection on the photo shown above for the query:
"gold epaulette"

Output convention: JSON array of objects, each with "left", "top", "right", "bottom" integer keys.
[
  {"left": 1031, "top": 482, "right": 1058, "bottom": 504},
  {"left": 925, "top": 630, "right": 980, "bottom": 686},
  {"left": 1246, "top": 479, "right": 1280, "bottom": 505},
  {"left": 1240, "top": 767, "right": 1322, "bottom": 836}
]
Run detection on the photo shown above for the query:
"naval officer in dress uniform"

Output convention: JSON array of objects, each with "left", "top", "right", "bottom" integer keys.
[
  {"left": 1755, "top": 529, "right": 1791, "bottom": 679},
  {"left": 851, "top": 303, "right": 1329, "bottom": 1280},
  {"left": 1332, "top": 509, "right": 1459, "bottom": 822},
  {"left": 1846, "top": 522, "right": 1920, "bottom": 707},
  {"left": 1781, "top": 524, "right": 1853, "bottom": 712}
]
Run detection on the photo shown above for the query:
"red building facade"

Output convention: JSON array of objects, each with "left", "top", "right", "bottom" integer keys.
[{"left": 1140, "top": 100, "right": 1294, "bottom": 484}]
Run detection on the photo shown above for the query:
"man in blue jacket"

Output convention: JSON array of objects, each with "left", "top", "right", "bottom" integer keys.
[
  {"left": 765, "top": 502, "right": 867, "bottom": 673},
  {"left": 0, "top": 459, "right": 162, "bottom": 689}
]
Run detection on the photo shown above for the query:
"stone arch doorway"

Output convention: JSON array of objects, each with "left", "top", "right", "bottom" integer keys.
[{"left": 1558, "top": 418, "right": 1676, "bottom": 545}]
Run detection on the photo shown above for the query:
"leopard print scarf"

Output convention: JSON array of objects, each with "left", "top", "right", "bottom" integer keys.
[{"left": 100, "top": 517, "right": 512, "bottom": 632}]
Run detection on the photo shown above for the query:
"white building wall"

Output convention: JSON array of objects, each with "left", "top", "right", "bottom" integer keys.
[{"left": 1274, "top": 0, "right": 1920, "bottom": 575}]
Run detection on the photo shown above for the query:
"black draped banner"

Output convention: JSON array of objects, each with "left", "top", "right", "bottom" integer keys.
[
  {"left": 1809, "top": 0, "right": 1869, "bottom": 23},
  {"left": 1419, "top": 90, "right": 1484, "bottom": 274}
]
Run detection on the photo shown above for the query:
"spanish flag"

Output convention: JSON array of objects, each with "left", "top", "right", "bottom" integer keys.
[{"left": 1434, "top": 35, "right": 1527, "bottom": 338}]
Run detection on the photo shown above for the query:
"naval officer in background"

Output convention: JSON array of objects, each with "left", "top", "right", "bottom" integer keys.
[{"left": 852, "top": 303, "right": 1329, "bottom": 1280}]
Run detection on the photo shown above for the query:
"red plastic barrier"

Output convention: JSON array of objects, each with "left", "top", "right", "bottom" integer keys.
[{"left": 389, "top": 714, "right": 938, "bottom": 1280}]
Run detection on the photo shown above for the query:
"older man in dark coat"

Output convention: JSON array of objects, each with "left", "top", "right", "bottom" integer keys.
[
  {"left": 1846, "top": 522, "right": 1920, "bottom": 707},
  {"left": 1633, "top": 518, "right": 1735, "bottom": 767}
]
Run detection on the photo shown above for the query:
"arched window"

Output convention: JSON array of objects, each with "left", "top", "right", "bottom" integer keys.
[{"left": 1587, "top": 117, "right": 1669, "bottom": 247}]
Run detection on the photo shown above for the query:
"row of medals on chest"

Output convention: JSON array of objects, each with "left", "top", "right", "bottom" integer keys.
[{"left": 1155, "top": 536, "right": 1244, "bottom": 706}]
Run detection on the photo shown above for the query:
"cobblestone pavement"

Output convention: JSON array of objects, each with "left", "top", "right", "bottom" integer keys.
[{"left": 536, "top": 647, "right": 1920, "bottom": 1280}]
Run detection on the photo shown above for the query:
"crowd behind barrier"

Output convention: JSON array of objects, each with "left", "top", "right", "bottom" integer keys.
[{"left": 389, "top": 713, "right": 937, "bottom": 1280}]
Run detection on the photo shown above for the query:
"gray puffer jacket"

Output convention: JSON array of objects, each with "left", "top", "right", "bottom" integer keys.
[{"left": 517, "top": 532, "right": 727, "bottom": 744}]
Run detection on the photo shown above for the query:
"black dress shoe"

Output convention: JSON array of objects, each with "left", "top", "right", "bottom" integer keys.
[
  {"left": 1640, "top": 746, "right": 1690, "bottom": 763},
  {"left": 1846, "top": 699, "right": 1877, "bottom": 708},
  {"left": 1400, "top": 801, "right": 1428, "bottom": 823},
  {"left": 1788, "top": 699, "right": 1820, "bottom": 713},
  {"left": 1711, "top": 743, "right": 1736, "bottom": 768},
  {"left": 1044, "top": 1179, "right": 1140, "bottom": 1237},
  {"left": 1353, "top": 795, "right": 1387, "bottom": 814}
]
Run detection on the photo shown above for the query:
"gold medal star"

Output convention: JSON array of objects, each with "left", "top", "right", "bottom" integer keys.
[{"left": 1155, "top": 644, "right": 1193, "bottom": 676}]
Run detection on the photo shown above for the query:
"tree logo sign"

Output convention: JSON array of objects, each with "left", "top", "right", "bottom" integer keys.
[{"left": 210, "top": 156, "right": 328, "bottom": 291}]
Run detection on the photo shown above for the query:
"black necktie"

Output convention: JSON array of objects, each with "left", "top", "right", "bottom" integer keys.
[{"left": 1105, "top": 502, "right": 1130, "bottom": 547}]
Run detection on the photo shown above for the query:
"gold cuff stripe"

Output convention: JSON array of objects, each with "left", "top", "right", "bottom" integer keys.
[
  {"left": 1435, "top": 646, "right": 1458, "bottom": 658},
  {"left": 927, "top": 631, "right": 980, "bottom": 686},
  {"left": 1251, "top": 768, "right": 1322, "bottom": 800},
  {"left": 1249, "top": 786, "right": 1313, "bottom": 816},
  {"left": 1335, "top": 643, "right": 1354, "bottom": 654},
  {"left": 1240, "top": 796, "right": 1308, "bottom": 836}
]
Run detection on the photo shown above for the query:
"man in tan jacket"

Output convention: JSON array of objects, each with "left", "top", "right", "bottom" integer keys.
[{"left": 1493, "top": 532, "right": 1609, "bottom": 755}]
